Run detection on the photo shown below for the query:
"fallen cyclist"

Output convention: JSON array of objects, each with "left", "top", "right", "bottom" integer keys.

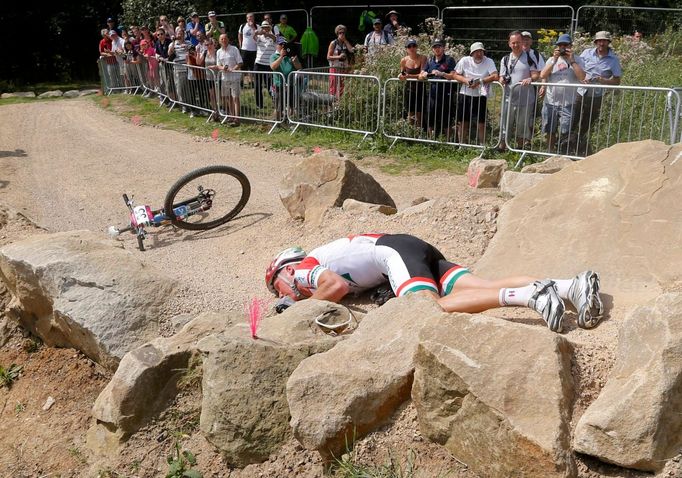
[{"left": 265, "top": 233, "right": 603, "bottom": 333}]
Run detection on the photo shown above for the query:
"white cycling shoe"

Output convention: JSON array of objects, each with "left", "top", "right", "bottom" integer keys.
[
  {"left": 568, "top": 270, "right": 603, "bottom": 329},
  {"left": 528, "top": 280, "right": 565, "bottom": 333}
]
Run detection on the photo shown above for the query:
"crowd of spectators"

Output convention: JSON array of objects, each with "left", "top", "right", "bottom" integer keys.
[
  {"left": 98, "top": 11, "right": 303, "bottom": 123},
  {"left": 98, "top": 10, "right": 624, "bottom": 154}
]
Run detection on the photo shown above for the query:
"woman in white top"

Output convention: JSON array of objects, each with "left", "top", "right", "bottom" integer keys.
[
  {"left": 327, "top": 24, "right": 354, "bottom": 97},
  {"left": 168, "top": 26, "right": 190, "bottom": 110}
]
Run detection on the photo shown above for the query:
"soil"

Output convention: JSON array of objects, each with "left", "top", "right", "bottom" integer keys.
[{"left": 0, "top": 99, "right": 680, "bottom": 478}]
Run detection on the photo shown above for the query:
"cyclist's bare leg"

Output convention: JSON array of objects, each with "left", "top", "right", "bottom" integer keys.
[{"left": 436, "top": 273, "right": 539, "bottom": 313}]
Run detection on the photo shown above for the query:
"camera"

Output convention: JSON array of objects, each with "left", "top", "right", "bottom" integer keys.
[
  {"left": 502, "top": 74, "right": 512, "bottom": 84},
  {"left": 559, "top": 47, "right": 568, "bottom": 56},
  {"left": 283, "top": 42, "right": 299, "bottom": 58},
  {"left": 468, "top": 78, "right": 481, "bottom": 87}
]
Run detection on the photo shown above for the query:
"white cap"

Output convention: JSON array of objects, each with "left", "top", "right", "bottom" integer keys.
[{"left": 470, "top": 42, "right": 485, "bottom": 54}]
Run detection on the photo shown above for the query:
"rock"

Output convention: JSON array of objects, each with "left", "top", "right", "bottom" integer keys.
[
  {"left": 0, "top": 230, "right": 175, "bottom": 370},
  {"left": 1, "top": 92, "right": 36, "bottom": 99},
  {"left": 79, "top": 89, "right": 100, "bottom": 97},
  {"left": 411, "top": 196, "right": 430, "bottom": 206},
  {"left": 42, "top": 396, "right": 56, "bottom": 411},
  {"left": 396, "top": 200, "right": 434, "bottom": 217},
  {"left": 521, "top": 156, "right": 574, "bottom": 174},
  {"left": 91, "top": 312, "right": 232, "bottom": 437},
  {"left": 573, "top": 293, "right": 682, "bottom": 472},
  {"left": 342, "top": 198, "right": 397, "bottom": 215},
  {"left": 289, "top": 147, "right": 307, "bottom": 155},
  {"left": 475, "top": 141, "right": 682, "bottom": 308},
  {"left": 499, "top": 171, "right": 549, "bottom": 197},
  {"left": 466, "top": 158, "right": 507, "bottom": 188},
  {"left": 38, "top": 90, "right": 63, "bottom": 98},
  {"left": 63, "top": 90, "right": 80, "bottom": 98},
  {"left": 278, "top": 155, "right": 395, "bottom": 225},
  {"left": 413, "top": 313, "right": 575, "bottom": 478},
  {"left": 199, "top": 300, "right": 344, "bottom": 466},
  {"left": 287, "top": 295, "right": 445, "bottom": 459}
]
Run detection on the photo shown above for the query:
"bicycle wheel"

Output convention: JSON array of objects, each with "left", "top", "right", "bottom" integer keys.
[{"left": 164, "top": 165, "right": 251, "bottom": 231}]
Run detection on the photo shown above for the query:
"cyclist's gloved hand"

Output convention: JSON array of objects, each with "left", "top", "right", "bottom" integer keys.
[{"left": 275, "top": 296, "right": 296, "bottom": 314}]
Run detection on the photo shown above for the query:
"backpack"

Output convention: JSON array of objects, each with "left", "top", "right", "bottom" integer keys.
[
  {"left": 502, "top": 50, "right": 537, "bottom": 74},
  {"left": 527, "top": 48, "right": 543, "bottom": 67},
  {"left": 358, "top": 10, "right": 377, "bottom": 31}
]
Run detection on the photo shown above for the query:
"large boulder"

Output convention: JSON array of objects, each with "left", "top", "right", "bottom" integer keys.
[
  {"left": 0, "top": 230, "right": 175, "bottom": 369},
  {"left": 278, "top": 154, "right": 395, "bottom": 225},
  {"left": 573, "top": 293, "right": 682, "bottom": 471},
  {"left": 91, "top": 312, "right": 233, "bottom": 438},
  {"left": 38, "top": 90, "right": 63, "bottom": 98},
  {"left": 199, "top": 300, "right": 346, "bottom": 466},
  {"left": 1, "top": 91, "right": 36, "bottom": 98},
  {"left": 475, "top": 141, "right": 682, "bottom": 308},
  {"left": 499, "top": 171, "right": 549, "bottom": 197},
  {"left": 467, "top": 158, "right": 507, "bottom": 188},
  {"left": 286, "top": 295, "right": 445, "bottom": 459},
  {"left": 413, "top": 313, "right": 575, "bottom": 478}
]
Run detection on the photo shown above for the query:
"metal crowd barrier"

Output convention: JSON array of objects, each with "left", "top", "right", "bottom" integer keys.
[
  {"left": 382, "top": 77, "right": 504, "bottom": 150},
  {"left": 288, "top": 70, "right": 382, "bottom": 142},
  {"left": 503, "top": 82, "right": 681, "bottom": 164},
  {"left": 212, "top": 69, "right": 286, "bottom": 133},
  {"left": 574, "top": 5, "right": 682, "bottom": 37},
  {"left": 98, "top": 57, "right": 136, "bottom": 95}
]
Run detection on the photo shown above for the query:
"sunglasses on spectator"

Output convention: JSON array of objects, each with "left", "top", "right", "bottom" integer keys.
[{"left": 407, "top": 45, "right": 417, "bottom": 49}]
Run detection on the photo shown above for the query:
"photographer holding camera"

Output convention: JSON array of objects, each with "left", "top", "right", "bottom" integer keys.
[
  {"left": 327, "top": 25, "right": 354, "bottom": 98},
  {"left": 539, "top": 33, "right": 585, "bottom": 155},
  {"left": 270, "top": 36, "right": 302, "bottom": 120}
]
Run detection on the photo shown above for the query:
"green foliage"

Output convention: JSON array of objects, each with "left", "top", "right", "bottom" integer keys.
[
  {"left": 121, "top": 0, "right": 197, "bottom": 30},
  {"left": 0, "top": 364, "right": 23, "bottom": 389},
  {"left": 176, "top": 354, "right": 203, "bottom": 390},
  {"left": 333, "top": 448, "right": 434, "bottom": 478},
  {"left": 14, "top": 401, "right": 26, "bottom": 414},
  {"left": 166, "top": 440, "right": 202, "bottom": 478}
]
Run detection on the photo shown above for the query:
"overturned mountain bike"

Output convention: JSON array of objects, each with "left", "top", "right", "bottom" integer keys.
[{"left": 108, "top": 165, "right": 250, "bottom": 251}]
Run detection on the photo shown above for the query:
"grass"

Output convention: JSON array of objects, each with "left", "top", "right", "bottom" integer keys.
[
  {"left": 0, "top": 363, "right": 23, "bottom": 389},
  {"left": 91, "top": 93, "right": 503, "bottom": 175}
]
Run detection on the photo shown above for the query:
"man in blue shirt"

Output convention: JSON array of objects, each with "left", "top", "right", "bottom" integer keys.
[
  {"left": 419, "top": 39, "right": 457, "bottom": 140},
  {"left": 186, "top": 12, "right": 205, "bottom": 47},
  {"left": 572, "top": 31, "right": 622, "bottom": 156}
]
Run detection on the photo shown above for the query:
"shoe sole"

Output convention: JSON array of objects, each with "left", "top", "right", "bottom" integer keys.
[
  {"left": 578, "top": 271, "right": 603, "bottom": 329},
  {"left": 531, "top": 280, "right": 565, "bottom": 333}
]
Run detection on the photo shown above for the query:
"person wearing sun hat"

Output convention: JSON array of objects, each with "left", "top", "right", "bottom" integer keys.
[
  {"left": 539, "top": 33, "right": 586, "bottom": 154},
  {"left": 448, "top": 42, "right": 498, "bottom": 145},
  {"left": 364, "top": 17, "right": 393, "bottom": 55},
  {"left": 570, "top": 30, "right": 622, "bottom": 156},
  {"left": 383, "top": 10, "right": 405, "bottom": 36}
]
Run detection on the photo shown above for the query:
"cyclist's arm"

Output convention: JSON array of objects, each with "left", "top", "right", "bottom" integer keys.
[{"left": 309, "top": 269, "right": 349, "bottom": 302}]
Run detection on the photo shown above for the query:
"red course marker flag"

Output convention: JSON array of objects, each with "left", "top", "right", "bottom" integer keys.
[
  {"left": 131, "top": 115, "right": 141, "bottom": 126},
  {"left": 211, "top": 129, "right": 219, "bottom": 141}
]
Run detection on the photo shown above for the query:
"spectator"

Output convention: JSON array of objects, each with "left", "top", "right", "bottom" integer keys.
[
  {"left": 398, "top": 38, "right": 427, "bottom": 128},
  {"left": 140, "top": 26, "right": 154, "bottom": 46},
  {"left": 154, "top": 29, "right": 171, "bottom": 59},
  {"left": 168, "top": 26, "right": 191, "bottom": 112},
  {"left": 154, "top": 29, "right": 173, "bottom": 102},
  {"left": 383, "top": 10, "right": 405, "bottom": 37},
  {"left": 99, "top": 29, "right": 119, "bottom": 86},
  {"left": 239, "top": 12, "right": 258, "bottom": 88},
  {"left": 109, "top": 30, "right": 126, "bottom": 79},
  {"left": 122, "top": 40, "right": 141, "bottom": 93},
  {"left": 187, "top": 13, "right": 204, "bottom": 46},
  {"left": 633, "top": 29, "right": 644, "bottom": 42},
  {"left": 572, "top": 31, "right": 622, "bottom": 156},
  {"left": 270, "top": 36, "right": 302, "bottom": 121},
  {"left": 187, "top": 44, "right": 209, "bottom": 116},
  {"left": 520, "top": 31, "right": 546, "bottom": 70},
  {"left": 194, "top": 31, "right": 207, "bottom": 55},
  {"left": 499, "top": 30, "right": 540, "bottom": 150},
  {"left": 539, "top": 34, "right": 586, "bottom": 154},
  {"left": 106, "top": 17, "right": 120, "bottom": 36},
  {"left": 450, "top": 42, "right": 498, "bottom": 145},
  {"left": 139, "top": 39, "right": 159, "bottom": 96},
  {"left": 263, "top": 13, "right": 276, "bottom": 35},
  {"left": 327, "top": 24, "right": 354, "bottom": 98},
  {"left": 176, "top": 16, "right": 190, "bottom": 42},
  {"left": 217, "top": 33, "right": 243, "bottom": 126},
  {"left": 419, "top": 39, "right": 457, "bottom": 140},
  {"left": 364, "top": 18, "right": 393, "bottom": 55},
  {"left": 159, "top": 16, "right": 175, "bottom": 39},
  {"left": 254, "top": 21, "right": 278, "bottom": 109},
  {"left": 202, "top": 38, "right": 222, "bottom": 121},
  {"left": 276, "top": 14, "right": 297, "bottom": 42},
  {"left": 206, "top": 11, "right": 225, "bottom": 43},
  {"left": 130, "top": 25, "right": 141, "bottom": 41}
]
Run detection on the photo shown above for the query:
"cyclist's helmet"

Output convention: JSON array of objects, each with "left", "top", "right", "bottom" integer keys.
[{"left": 265, "top": 246, "right": 307, "bottom": 295}]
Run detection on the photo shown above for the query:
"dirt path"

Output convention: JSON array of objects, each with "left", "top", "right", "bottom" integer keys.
[{"left": 0, "top": 99, "right": 498, "bottom": 316}]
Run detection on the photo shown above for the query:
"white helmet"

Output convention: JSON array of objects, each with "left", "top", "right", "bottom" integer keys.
[{"left": 265, "top": 246, "right": 306, "bottom": 294}]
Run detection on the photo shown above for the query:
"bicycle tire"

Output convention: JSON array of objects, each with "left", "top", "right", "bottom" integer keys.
[{"left": 163, "top": 165, "right": 251, "bottom": 231}]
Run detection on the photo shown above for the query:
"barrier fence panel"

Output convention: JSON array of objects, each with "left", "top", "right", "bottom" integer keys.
[
  {"left": 382, "top": 77, "right": 504, "bottom": 150},
  {"left": 98, "top": 57, "right": 132, "bottom": 94},
  {"left": 212, "top": 69, "right": 287, "bottom": 132},
  {"left": 441, "top": 5, "right": 574, "bottom": 62},
  {"left": 575, "top": 6, "right": 682, "bottom": 37},
  {"left": 503, "top": 82, "right": 681, "bottom": 161},
  {"left": 288, "top": 70, "right": 381, "bottom": 140}
]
